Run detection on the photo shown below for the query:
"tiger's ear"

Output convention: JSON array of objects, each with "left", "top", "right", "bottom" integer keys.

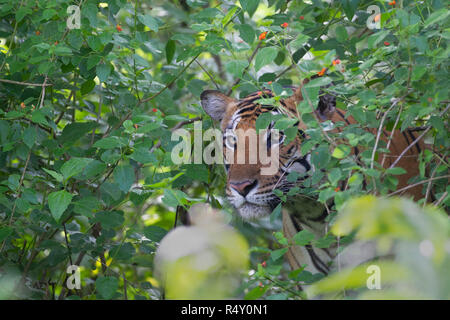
[{"left": 200, "top": 90, "right": 235, "bottom": 122}]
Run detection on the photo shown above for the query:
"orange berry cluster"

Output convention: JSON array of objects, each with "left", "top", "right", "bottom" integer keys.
[{"left": 317, "top": 58, "right": 342, "bottom": 76}]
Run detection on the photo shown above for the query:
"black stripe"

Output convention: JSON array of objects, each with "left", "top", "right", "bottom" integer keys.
[
  {"left": 295, "top": 155, "right": 311, "bottom": 172},
  {"left": 407, "top": 129, "right": 421, "bottom": 153},
  {"left": 309, "top": 207, "right": 328, "bottom": 222},
  {"left": 237, "top": 104, "right": 256, "bottom": 115},
  {"left": 291, "top": 216, "right": 329, "bottom": 275},
  {"left": 305, "top": 245, "right": 329, "bottom": 275}
]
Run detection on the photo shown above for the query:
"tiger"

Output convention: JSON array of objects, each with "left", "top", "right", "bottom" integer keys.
[{"left": 200, "top": 78, "right": 426, "bottom": 276}]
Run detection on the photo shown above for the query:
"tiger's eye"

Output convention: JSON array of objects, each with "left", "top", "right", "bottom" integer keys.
[{"left": 225, "top": 133, "right": 237, "bottom": 149}]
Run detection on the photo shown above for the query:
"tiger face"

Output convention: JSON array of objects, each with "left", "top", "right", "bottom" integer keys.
[{"left": 201, "top": 84, "right": 336, "bottom": 219}]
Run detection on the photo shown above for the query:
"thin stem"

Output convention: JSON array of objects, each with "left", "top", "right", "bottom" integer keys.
[{"left": 387, "top": 175, "right": 450, "bottom": 196}]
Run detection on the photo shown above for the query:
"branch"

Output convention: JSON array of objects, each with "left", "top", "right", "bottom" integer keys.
[
  {"left": 0, "top": 78, "right": 53, "bottom": 87},
  {"left": 102, "top": 52, "right": 201, "bottom": 138},
  {"left": 387, "top": 175, "right": 450, "bottom": 196},
  {"left": 195, "top": 60, "right": 220, "bottom": 90},
  {"left": 227, "top": 41, "right": 262, "bottom": 96},
  {"left": 371, "top": 96, "right": 405, "bottom": 169},
  {"left": 388, "top": 104, "right": 450, "bottom": 170},
  {"left": 149, "top": 116, "right": 202, "bottom": 154}
]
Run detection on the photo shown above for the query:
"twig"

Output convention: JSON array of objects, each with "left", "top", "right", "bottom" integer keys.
[
  {"left": 195, "top": 60, "right": 220, "bottom": 90},
  {"left": 387, "top": 175, "right": 450, "bottom": 196},
  {"left": 0, "top": 78, "right": 53, "bottom": 87},
  {"left": 102, "top": 53, "right": 201, "bottom": 138},
  {"left": 139, "top": 52, "right": 201, "bottom": 105},
  {"left": 63, "top": 223, "right": 73, "bottom": 266},
  {"left": 388, "top": 104, "right": 450, "bottom": 170},
  {"left": 227, "top": 41, "right": 262, "bottom": 95},
  {"left": 433, "top": 191, "right": 448, "bottom": 206},
  {"left": 149, "top": 116, "right": 202, "bottom": 153},
  {"left": 381, "top": 105, "right": 403, "bottom": 168},
  {"left": 123, "top": 272, "right": 128, "bottom": 300},
  {"left": 423, "top": 164, "right": 438, "bottom": 207},
  {"left": 371, "top": 96, "right": 406, "bottom": 169}
]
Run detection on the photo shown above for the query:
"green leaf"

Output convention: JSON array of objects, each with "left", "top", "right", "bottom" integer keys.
[
  {"left": 236, "top": 24, "right": 255, "bottom": 44},
  {"left": 182, "top": 164, "right": 209, "bottom": 183},
  {"left": 254, "top": 47, "right": 278, "bottom": 72},
  {"left": 53, "top": 45, "right": 72, "bottom": 56},
  {"left": 0, "top": 227, "right": 13, "bottom": 242},
  {"left": 113, "top": 165, "right": 135, "bottom": 192},
  {"left": 59, "top": 122, "right": 98, "bottom": 145},
  {"left": 96, "top": 63, "right": 112, "bottom": 82},
  {"left": 225, "top": 60, "right": 248, "bottom": 78},
  {"left": 60, "top": 158, "right": 92, "bottom": 181},
  {"left": 93, "top": 136, "right": 126, "bottom": 149},
  {"left": 16, "top": 7, "right": 32, "bottom": 22},
  {"left": 162, "top": 189, "right": 188, "bottom": 207},
  {"left": 244, "top": 285, "right": 269, "bottom": 300},
  {"left": 110, "top": 242, "right": 136, "bottom": 261},
  {"left": 385, "top": 167, "right": 407, "bottom": 175},
  {"left": 48, "top": 190, "right": 73, "bottom": 222},
  {"left": 73, "top": 197, "right": 101, "bottom": 218},
  {"left": 305, "top": 76, "right": 332, "bottom": 88},
  {"left": 342, "top": 0, "right": 359, "bottom": 20},
  {"left": 424, "top": 9, "right": 449, "bottom": 28},
  {"left": 31, "top": 110, "right": 48, "bottom": 126},
  {"left": 94, "top": 211, "right": 124, "bottom": 229},
  {"left": 96, "top": 276, "right": 119, "bottom": 300},
  {"left": 165, "top": 40, "right": 176, "bottom": 64},
  {"left": 240, "top": 0, "right": 260, "bottom": 17},
  {"left": 332, "top": 145, "right": 351, "bottom": 159},
  {"left": 82, "top": 160, "right": 107, "bottom": 179},
  {"left": 293, "top": 230, "right": 315, "bottom": 246},
  {"left": 23, "top": 127, "right": 36, "bottom": 148},
  {"left": 138, "top": 14, "right": 159, "bottom": 32},
  {"left": 81, "top": 80, "right": 96, "bottom": 95},
  {"left": 335, "top": 25, "right": 348, "bottom": 43},
  {"left": 270, "top": 202, "right": 282, "bottom": 223},
  {"left": 129, "top": 148, "right": 157, "bottom": 164},
  {"left": 255, "top": 112, "right": 273, "bottom": 132},
  {"left": 143, "top": 225, "right": 168, "bottom": 243},
  {"left": 43, "top": 168, "right": 63, "bottom": 183},
  {"left": 270, "top": 248, "right": 288, "bottom": 261}
]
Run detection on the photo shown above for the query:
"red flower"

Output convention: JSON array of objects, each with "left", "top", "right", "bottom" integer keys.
[
  {"left": 152, "top": 108, "right": 158, "bottom": 112},
  {"left": 384, "top": 41, "right": 390, "bottom": 46},
  {"left": 259, "top": 31, "right": 267, "bottom": 40},
  {"left": 261, "top": 261, "right": 267, "bottom": 267},
  {"left": 257, "top": 91, "right": 263, "bottom": 96},
  {"left": 317, "top": 67, "right": 327, "bottom": 76},
  {"left": 332, "top": 59, "right": 341, "bottom": 66},
  {"left": 388, "top": 0, "right": 396, "bottom": 5},
  {"left": 299, "top": 16, "right": 304, "bottom": 20},
  {"left": 334, "top": 187, "right": 340, "bottom": 192},
  {"left": 116, "top": 24, "right": 123, "bottom": 32},
  {"left": 281, "top": 22, "right": 289, "bottom": 28},
  {"left": 267, "top": 81, "right": 272, "bottom": 85}
]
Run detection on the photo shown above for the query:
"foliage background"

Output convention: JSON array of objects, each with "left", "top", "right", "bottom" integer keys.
[{"left": 0, "top": 0, "right": 448, "bottom": 299}]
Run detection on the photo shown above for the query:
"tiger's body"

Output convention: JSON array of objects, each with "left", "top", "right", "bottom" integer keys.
[{"left": 200, "top": 79, "right": 426, "bottom": 276}]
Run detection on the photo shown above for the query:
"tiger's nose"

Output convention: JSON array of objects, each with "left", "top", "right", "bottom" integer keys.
[{"left": 230, "top": 180, "right": 258, "bottom": 197}]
